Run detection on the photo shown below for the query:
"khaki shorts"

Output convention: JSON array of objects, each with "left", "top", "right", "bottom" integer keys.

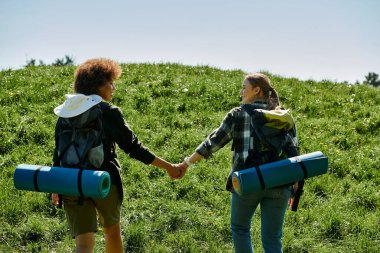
[{"left": 63, "top": 185, "right": 121, "bottom": 238}]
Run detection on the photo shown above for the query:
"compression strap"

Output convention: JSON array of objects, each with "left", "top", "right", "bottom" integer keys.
[
  {"left": 295, "top": 156, "right": 308, "bottom": 179},
  {"left": 255, "top": 166, "right": 266, "bottom": 190},
  {"left": 77, "top": 169, "right": 84, "bottom": 197},
  {"left": 33, "top": 166, "right": 43, "bottom": 192}
]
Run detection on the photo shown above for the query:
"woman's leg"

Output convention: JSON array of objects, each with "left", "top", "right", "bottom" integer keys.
[
  {"left": 230, "top": 192, "right": 262, "bottom": 253},
  {"left": 260, "top": 187, "right": 291, "bottom": 253},
  {"left": 95, "top": 186, "right": 123, "bottom": 253},
  {"left": 75, "top": 232, "right": 95, "bottom": 253},
  {"left": 63, "top": 196, "right": 97, "bottom": 252},
  {"left": 103, "top": 223, "right": 123, "bottom": 253}
]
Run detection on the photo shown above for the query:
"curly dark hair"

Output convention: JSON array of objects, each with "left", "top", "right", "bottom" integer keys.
[{"left": 74, "top": 58, "right": 122, "bottom": 95}]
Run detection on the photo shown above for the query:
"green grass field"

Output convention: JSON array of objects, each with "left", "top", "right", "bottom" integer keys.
[{"left": 0, "top": 63, "right": 379, "bottom": 252}]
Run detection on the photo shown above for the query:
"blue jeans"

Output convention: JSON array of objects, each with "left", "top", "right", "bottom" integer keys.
[{"left": 231, "top": 187, "right": 291, "bottom": 253}]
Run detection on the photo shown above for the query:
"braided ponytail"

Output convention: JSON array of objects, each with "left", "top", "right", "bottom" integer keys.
[
  {"left": 245, "top": 73, "right": 280, "bottom": 109},
  {"left": 268, "top": 87, "right": 280, "bottom": 109}
]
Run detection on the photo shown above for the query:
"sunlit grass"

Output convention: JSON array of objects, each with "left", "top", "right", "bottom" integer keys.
[{"left": 0, "top": 63, "right": 379, "bottom": 252}]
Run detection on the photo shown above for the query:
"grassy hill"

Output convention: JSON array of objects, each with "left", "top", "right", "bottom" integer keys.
[{"left": 0, "top": 63, "right": 379, "bottom": 252}]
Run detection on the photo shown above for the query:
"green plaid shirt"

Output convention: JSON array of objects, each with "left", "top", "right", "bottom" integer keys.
[{"left": 196, "top": 101, "right": 269, "bottom": 190}]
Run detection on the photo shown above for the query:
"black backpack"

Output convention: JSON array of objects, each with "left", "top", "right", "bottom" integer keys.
[
  {"left": 56, "top": 105, "right": 104, "bottom": 170},
  {"left": 242, "top": 104, "right": 304, "bottom": 211},
  {"left": 55, "top": 104, "right": 104, "bottom": 207}
]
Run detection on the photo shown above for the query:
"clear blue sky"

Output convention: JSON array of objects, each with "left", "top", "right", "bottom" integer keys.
[{"left": 1, "top": 0, "right": 379, "bottom": 83}]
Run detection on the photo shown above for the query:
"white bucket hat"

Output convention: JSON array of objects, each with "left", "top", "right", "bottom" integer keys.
[{"left": 54, "top": 94, "right": 102, "bottom": 118}]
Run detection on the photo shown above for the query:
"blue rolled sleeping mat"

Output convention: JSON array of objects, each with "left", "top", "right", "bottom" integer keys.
[
  {"left": 13, "top": 164, "right": 111, "bottom": 198},
  {"left": 232, "top": 151, "right": 328, "bottom": 196}
]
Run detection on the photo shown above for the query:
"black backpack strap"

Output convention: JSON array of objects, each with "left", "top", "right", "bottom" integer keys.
[
  {"left": 77, "top": 168, "right": 85, "bottom": 205},
  {"left": 56, "top": 141, "right": 72, "bottom": 162},
  {"left": 255, "top": 166, "right": 266, "bottom": 190},
  {"left": 56, "top": 127, "right": 77, "bottom": 163},
  {"left": 295, "top": 156, "right": 308, "bottom": 179},
  {"left": 241, "top": 104, "right": 272, "bottom": 166},
  {"left": 290, "top": 180, "right": 304, "bottom": 211},
  {"left": 241, "top": 104, "right": 257, "bottom": 149},
  {"left": 241, "top": 104, "right": 271, "bottom": 149},
  {"left": 289, "top": 151, "right": 305, "bottom": 212},
  {"left": 33, "top": 166, "right": 43, "bottom": 192},
  {"left": 77, "top": 168, "right": 84, "bottom": 197}
]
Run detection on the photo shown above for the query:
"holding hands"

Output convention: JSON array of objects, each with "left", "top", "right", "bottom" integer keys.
[
  {"left": 167, "top": 153, "right": 204, "bottom": 180},
  {"left": 166, "top": 163, "right": 187, "bottom": 179},
  {"left": 151, "top": 156, "right": 187, "bottom": 180},
  {"left": 160, "top": 156, "right": 197, "bottom": 180}
]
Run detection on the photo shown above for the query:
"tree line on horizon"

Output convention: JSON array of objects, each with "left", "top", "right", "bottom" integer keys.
[
  {"left": 24, "top": 55, "right": 380, "bottom": 87},
  {"left": 25, "top": 55, "right": 74, "bottom": 67}
]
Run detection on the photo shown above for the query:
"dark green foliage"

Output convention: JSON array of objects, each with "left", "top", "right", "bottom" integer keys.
[
  {"left": 51, "top": 55, "right": 75, "bottom": 66},
  {"left": 364, "top": 72, "right": 380, "bottom": 87},
  {"left": 0, "top": 63, "right": 379, "bottom": 252},
  {"left": 25, "top": 55, "right": 75, "bottom": 67}
]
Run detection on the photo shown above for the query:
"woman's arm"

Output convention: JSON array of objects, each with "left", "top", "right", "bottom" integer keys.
[
  {"left": 104, "top": 106, "right": 156, "bottom": 164},
  {"left": 104, "top": 104, "right": 182, "bottom": 179},
  {"left": 184, "top": 152, "right": 204, "bottom": 167},
  {"left": 177, "top": 109, "right": 236, "bottom": 176},
  {"left": 176, "top": 152, "right": 204, "bottom": 178},
  {"left": 151, "top": 156, "right": 183, "bottom": 179}
]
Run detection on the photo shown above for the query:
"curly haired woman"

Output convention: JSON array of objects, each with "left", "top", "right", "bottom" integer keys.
[{"left": 52, "top": 58, "right": 182, "bottom": 253}]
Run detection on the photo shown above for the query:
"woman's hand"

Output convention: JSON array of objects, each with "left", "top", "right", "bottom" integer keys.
[
  {"left": 167, "top": 164, "right": 187, "bottom": 179},
  {"left": 150, "top": 157, "right": 187, "bottom": 179}
]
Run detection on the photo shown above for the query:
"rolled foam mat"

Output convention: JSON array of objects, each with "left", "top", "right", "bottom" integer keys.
[
  {"left": 232, "top": 151, "right": 328, "bottom": 195},
  {"left": 14, "top": 164, "right": 110, "bottom": 198}
]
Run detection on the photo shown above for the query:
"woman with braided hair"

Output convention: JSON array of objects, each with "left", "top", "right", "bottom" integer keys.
[{"left": 178, "top": 73, "right": 292, "bottom": 252}]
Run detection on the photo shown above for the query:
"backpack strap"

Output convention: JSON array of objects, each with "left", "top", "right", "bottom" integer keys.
[
  {"left": 241, "top": 104, "right": 273, "bottom": 164},
  {"left": 241, "top": 104, "right": 258, "bottom": 153},
  {"left": 33, "top": 166, "right": 43, "bottom": 192},
  {"left": 77, "top": 168, "right": 85, "bottom": 205},
  {"left": 290, "top": 180, "right": 304, "bottom": 211},
  {"left": 77, "top": 168, "right": 84, "bottom": 197},
  {"left": 295, "top": 156, "right": 308, "bottom": 179},
  {"left": 56, "top": 127, "right": 77, "bottom": 164},
  {"left": 255, "top": 166, "right": 266, "bottom": 190}
]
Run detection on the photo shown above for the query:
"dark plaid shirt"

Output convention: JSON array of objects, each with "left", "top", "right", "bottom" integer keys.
[{"left": 196, "top": 101, "right": 269, "bottom": 190}]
